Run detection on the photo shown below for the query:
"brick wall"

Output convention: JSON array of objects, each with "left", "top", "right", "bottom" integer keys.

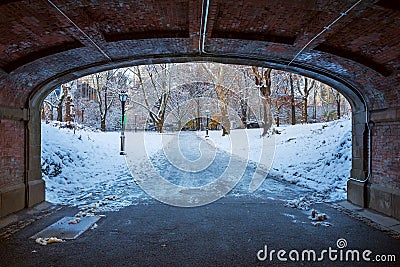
[
  {"left": 372, "top": 122, "right": 400, "bottom": 190},
  {"left": 0, "top": 119, "right": 25, "bottom": 188}
]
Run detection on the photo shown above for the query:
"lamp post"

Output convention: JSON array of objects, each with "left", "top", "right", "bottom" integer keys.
[
  {"left": 119, "top": 90, "right": 128, "bottom": 155},
  {"left": 205, "top": 110, "right": 209, "bottom": 138}
]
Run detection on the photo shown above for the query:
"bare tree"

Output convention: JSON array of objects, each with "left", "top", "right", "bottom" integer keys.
[
  {"left": 42, "top": 84, "right": 69, "bottom": 122},
  {"left": 236, "top": 67, "right": 254, "bottom": 128},
  {"left": 201, "top": 63, "right": 232, "bottom": 136},
  {"left": 89, "top": 69, "right": 129, "bottom": 131},
  {"left": 296, "top": 76, "right": 315, "bottom": 123},
  {"left": 43, "top": 62, "right": 351, "bottom": 132},
  {"left": 289, "top": 74, "right": 297, "bottom": 125},
  {"left": 270, "top": 73, "right": 290, "bottom": 127},
  {"left": 335, "top": 91, "right": 341, "bottom": 119},
  {"left": 167, "top": 82, "right": 212, "bottom": 131},
  {"left": 128, "top": 65, "right": 172, "bottom": 133},
  {"left": 251, "top": 66, "right": 273, "bottom": 136},
  {"left": 94, "top": 72, "right": 113, "bottom": 131},
  {"left": 312, "top": 82, "right": 318, "bottom": 121},
  {"left": 168, "top": 86, "right": 191, "bottom": 131}
]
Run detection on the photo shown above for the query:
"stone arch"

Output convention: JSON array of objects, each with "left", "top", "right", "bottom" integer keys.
[
  {"left": 0, "top": 0, "right": 398, "bottom": 218},
  {"left": 1, "top": 54, "right": 397, "bottom": 218},
  {"left": 20, "top": 56, "right": 369, "bottom": 212}
]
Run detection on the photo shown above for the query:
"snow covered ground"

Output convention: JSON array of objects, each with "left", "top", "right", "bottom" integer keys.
[
  {"left": 199, "top": 119, "right": 352, "bottom": 202},
  {"left": 41, "top": 118, "right": 351, "bottom": 212},
  {"left": 41, "top": 123, "right": 150, "bottom": 211}
]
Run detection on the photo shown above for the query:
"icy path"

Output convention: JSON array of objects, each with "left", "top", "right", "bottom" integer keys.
[
  {"left": 149, "top": 132, "right": 235, "bottom": 187},
  {"left": 127, "top": 131, "right": 308, "bottom": 207}
]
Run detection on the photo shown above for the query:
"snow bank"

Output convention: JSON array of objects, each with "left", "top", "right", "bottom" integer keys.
[
  {"left": 200, "top": 119, "right": 351, "bottom": 202},
  {"left": 41, "top": 122, "right": 150, "bottom": 210},
  {"left": 273, "top": 119, "right": 351, "bottom": 201}
]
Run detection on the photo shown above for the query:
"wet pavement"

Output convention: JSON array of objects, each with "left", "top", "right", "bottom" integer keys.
[{"left": 0, "top": 194, "right": 399, "bottom": 266}]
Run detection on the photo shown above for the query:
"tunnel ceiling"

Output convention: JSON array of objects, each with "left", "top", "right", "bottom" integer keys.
[{"left": 0, "top": 0, "right": 399, "bottom": 108}]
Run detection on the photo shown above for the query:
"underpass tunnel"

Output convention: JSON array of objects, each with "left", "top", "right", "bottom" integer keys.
[{"left": 0, "top": 0, "right": 398, "bottom": 222}]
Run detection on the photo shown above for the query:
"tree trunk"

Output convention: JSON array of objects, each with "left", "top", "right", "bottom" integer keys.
[
  {"left": 222, "top": 126, "right": 229, "bottom": 136},
  {"left": 302, "top": 96, "right": 308, "bottom": 123},
  {"left": 100, "top": 118, "right": 106, "bottom": 132},
  {"left": 215, "top": 85, "right": 230, "bottom": 136},
  {"left": 336, "top": 93, "right": 341, "bottom": 119},
  {"left": 157, "top": 121, "right": 163, "bottom": 133},
  {"left": 324, "top": 85, "right": 330, "bottom": 122},
  {"left": 178, "top": 120, "right": 182, "bottom": 131},
  {"left": 41, "top": 106, "right": 45, "bottom": 120},
  {"left": 196, "top": 99, "right": 200, "bottom": 131},
  {"left": 312, "top": 87, "right": 317, "bottom": 120},
  {"left": 262, "top": 97, "right": 272, "bottom": 135},
  {"left": 220, "top": 103, "right": 230, "bottom": 136},
  {"left": 289, "top": 74, "right": 296, "bottom": 125},
  {"left": 58, "top": 85, "right": 68, "bottom": 122},
  {"left": 49, "top": 107, "right": 53, "bottom": 121},
  {"left": 250, "top": 66, "right": 273, "bottom": 136},
  {"left": 240, "top": 99, "right": 247, "bottom": 128},
  {"left": 300, "top": 78, "right": 313, "bottom": 124},
  {"left": 57, "top": 100, "right": 63, "bottom": 122}
]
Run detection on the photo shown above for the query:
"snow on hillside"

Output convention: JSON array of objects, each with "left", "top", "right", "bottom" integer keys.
[
  {"left": 41, "top": 123, "right": 149, "bottom": 210},
  {"left": 272, "top": 119, "right": 351, "bottom": 201},
  {"left": 41, "top": 118, "right": 351, "bottom": 211},
  {"left": 201, "top": 119, "right": 351, "bottom": 202}
]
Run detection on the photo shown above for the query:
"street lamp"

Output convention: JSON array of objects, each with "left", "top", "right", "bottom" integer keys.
[
  {"left": 119, "top": 90, "right": 128, "bottom": 155},
  {"left": 205, "top": 110, "right": 210, "bottom": 138}
]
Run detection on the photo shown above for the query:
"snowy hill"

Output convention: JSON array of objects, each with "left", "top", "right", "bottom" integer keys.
[
  {"left": 272, "top": 120, "right": 351, "bottom": 201},
  {"left": 41, "top": 119, "right": 351, "bottom": 211},
  {"left": 200, "top": 119, "right": 351, "bottom": 201},
  {"left": 41, "top": 123, "right": 146, "bottom": 210}
]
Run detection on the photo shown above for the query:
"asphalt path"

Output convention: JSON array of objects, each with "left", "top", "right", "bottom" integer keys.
[{"left": 0, "top": 195, "right": 399, "bottom": 266}]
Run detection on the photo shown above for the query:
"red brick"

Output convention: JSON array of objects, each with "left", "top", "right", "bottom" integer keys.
[{"left": 0, "top": 120, "right": 25, "bottom": 188}]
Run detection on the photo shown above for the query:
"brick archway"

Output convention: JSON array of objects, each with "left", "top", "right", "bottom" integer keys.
[{"left": 0, "top": 0, "right": 398, "bottom": 218}]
